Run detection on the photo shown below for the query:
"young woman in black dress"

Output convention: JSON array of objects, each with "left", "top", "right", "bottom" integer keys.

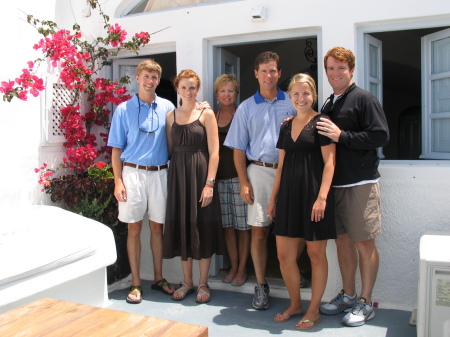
[{"left": 267, "top": 73, "right": 336, "bottom": 330}]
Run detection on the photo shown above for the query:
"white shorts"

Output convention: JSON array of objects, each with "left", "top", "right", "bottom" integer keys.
[
  {"left": 118, "top": 165, "right": 167, "bottom": 224},
  {"left": 247, "top": 163, "right": 276, "bottom": 227}
]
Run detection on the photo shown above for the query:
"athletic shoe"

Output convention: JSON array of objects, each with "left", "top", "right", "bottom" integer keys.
[
  {"left": 320, "top": 289, "right": 357, "bottom": 315},
  {"left": 342, "top": 298, "right": 375, "bottom": 327},
  {"left": 252, "top": 283, "right": 270, "bottom": 310}
]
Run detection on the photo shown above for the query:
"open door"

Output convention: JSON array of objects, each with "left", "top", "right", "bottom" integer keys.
[
  {"left": 213, "top": 48, "right": 240, "bottom": 110},
  {"left": 365, "top": 34, "right": 385, "bottom": 158},
  {"left": 113, "top": 58, "right": 148, "bottom": 97},
  {"left": 421, "top": 28, "right": 450, "bottom": 159}
]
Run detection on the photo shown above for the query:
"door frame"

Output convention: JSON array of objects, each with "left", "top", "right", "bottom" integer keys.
[{"left": 206, "top": 28, "right": 323, "bottom": 109}]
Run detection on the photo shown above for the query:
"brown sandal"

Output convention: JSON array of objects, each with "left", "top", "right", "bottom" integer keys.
[
  {"left": 151, "top": 278, "right": 174, "bottom": 295},
  {"left": 126, "top": 286, "right": 143, "bottom": 304}
]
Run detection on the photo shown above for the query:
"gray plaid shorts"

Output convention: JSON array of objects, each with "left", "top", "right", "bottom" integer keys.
[{"left": 217, "top": 177, "right": 249, "bottom": 230}]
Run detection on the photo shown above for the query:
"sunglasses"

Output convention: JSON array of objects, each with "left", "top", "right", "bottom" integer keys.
[{"left": 138, "top": 97, "right": 159, "bottom": 133}]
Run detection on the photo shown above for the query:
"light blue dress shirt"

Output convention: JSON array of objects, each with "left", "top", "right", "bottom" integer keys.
[
  {"left": 224, "top": 88, "right": 296, "bottom": 163},
  {"left": 108, "top": 93, "right": 175, "bottom": 166}
]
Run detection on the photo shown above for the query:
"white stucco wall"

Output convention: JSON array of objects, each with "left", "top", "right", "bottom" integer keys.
[{"left": 2, "top": 0, "right": 450, "bottom": 312}]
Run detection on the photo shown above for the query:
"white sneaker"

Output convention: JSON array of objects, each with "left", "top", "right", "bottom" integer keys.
[
  {"left": 320, "top": 289, "right": 357, "bottom": 315},
  {"left": 342, "top": 298, "right": 375, "bottom": 327}
]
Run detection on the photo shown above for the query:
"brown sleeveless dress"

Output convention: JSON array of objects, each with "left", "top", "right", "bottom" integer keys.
[{"left": 163, "top": 110, "right": 224, "bottom": 261}]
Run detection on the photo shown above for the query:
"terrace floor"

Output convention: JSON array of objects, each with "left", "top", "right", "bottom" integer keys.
[{"left": 106, "top": 275, "right": 417, "bottom": 337}]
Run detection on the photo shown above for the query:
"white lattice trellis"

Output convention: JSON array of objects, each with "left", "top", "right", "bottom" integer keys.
[{"left": 42, "top": 76, "right": 79, "bottom": 145}]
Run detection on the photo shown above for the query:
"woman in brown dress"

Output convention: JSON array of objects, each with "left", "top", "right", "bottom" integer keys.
[{"left": 163, "top": 69, "right": 224, "bottom": 303}]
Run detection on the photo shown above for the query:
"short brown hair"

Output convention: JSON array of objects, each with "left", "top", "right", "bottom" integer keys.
[
  {"left": 135, "top": 60, "right": 162, "bottom": 77},
  {"left": 287, "top": 73, "right": 317, "bottom": 105},
  {"left": 213, "top": 74, "right": 240, "bottom": 96},
  {"left": 324, "top": 47, "right": 355, "bottom": 71},
  {"left": 254, "top": 51, "right": 281, "bottom": 71}
]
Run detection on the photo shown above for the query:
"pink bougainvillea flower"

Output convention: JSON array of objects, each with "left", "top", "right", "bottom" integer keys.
[
  {"left": 0, "top": 80, "right": 15, "bottom": 94},
  {"left": 135, "top": 32, "right": 150, "bottom": 44},
  {"left": 18, "top": 91, "right": 28, "bottom": 101},
  {"left": 108, "top": 23, "right": 127, "bottom": 47}
]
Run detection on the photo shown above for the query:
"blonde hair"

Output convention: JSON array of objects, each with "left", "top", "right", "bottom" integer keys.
[
  {"left": 135, "top": 60, "right": 162, "bottom": 77},
  {"left": 213, "top": 74, "right": 240, "bottom": 96},
  {"left": 287, "top": 73, "right": 318, "bottom": 105}
]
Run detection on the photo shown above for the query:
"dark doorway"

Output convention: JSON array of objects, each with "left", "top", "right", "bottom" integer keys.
[{"left": 217, "top": 38, "right": 318, "bottom": 282}]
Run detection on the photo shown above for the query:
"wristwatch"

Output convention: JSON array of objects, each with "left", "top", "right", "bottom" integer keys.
[{"left": 206, "top": 178, "right": 215, "bottom": 183}]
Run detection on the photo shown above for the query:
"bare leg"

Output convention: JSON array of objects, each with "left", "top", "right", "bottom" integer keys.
[
  {"left": 197, "top": 258, "right": 212, "bottom": 302},
  {"left": 251, "top": 226, "right": 270, "bottom": 284},
  {"left": 336, "top": 233, "right": 357, "bottom": 297},
  {"left": 224, "top": 227, "right": 238, "bottom": 279},
  {"left": 297, "top": 238, "right": 306, "bottom": 260},
  {"left": 296, "top": 238, "right": 308, "bottom": 285},
  {"left": 297, "top": 240, "right": 328, "bottom": 329},
  {"left": 127, "top": 221, "right": 143, "bottom": 301},
  {"left": 354, "top": 238, "right": 379, "bottom": 303},
  {"left": 235, "top": 229, "right": 251, "bottom": 280},
  {"left": 276, "top": 236, "right": 304, "bottom": 315},
  {"left": 149, "top": 220, "right": 174, "bottom": 293}
]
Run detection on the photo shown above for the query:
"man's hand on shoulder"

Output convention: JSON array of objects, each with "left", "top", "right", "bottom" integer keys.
[{"left": 196, "top": 101, "right": 211, "bottom": 110}]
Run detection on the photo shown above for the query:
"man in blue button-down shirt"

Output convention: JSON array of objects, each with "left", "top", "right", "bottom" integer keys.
[
  {"left": 108, "top": 60, "right": 176, "bottom": 304},
  {"left": 224, "top": 51, "right": 296, "bottom": 310}
]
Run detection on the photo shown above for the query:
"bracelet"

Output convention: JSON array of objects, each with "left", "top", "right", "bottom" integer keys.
[
  {"left": 205, "top": 183, "right": 214, "bottom": 188},
  {"left": 269, "top": 200, "right": 276, "bottom": 204}
]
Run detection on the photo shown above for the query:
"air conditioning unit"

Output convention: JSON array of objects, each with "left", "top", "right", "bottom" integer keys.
[{"left": 417, "top": 231, "right": 450, "bottom": 337}]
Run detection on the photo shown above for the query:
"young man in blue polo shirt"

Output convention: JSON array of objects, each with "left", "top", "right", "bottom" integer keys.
[
  {"left": 224, "top": 51, "right": 296, "bottom": 310},
  {"left": 108, "top": 60, "right": 176, "bottom": 304}
]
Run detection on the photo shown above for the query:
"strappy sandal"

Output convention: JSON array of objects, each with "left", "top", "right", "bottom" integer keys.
[
  {"left": 171, "top": 282, "right": 194, "bottom": 301},
  {"left": 195, "top": 283, "right": 211, "bottom": 304},
  {"left": 151, "top": 278, "right": 174, "bottom": 295},
  {"left": 126, "top": 286, "right": 143, "bottom": 304}
]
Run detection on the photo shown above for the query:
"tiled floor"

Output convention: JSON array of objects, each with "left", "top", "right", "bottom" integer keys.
[{"left": 107, "top": 278, "right": 417, "bottom": 337}]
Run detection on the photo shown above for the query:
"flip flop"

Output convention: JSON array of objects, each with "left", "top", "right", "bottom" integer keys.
[
  {"left": 126, "top": 286, "right": 143, "bottom": 304},
  {"left": 151, "top": 278, "right": 174, "bottom": 295},
  {"left": 295, "top": 316, "right": 322, "bottom": 330},
  {"left": 222, "top": 274, "right": 235, "bottom": 283},
  {"left": 231, "top": 275, "right": 248, "bottom": 287},
  {"left": 171, "top": 282, "right": 194, "bottom": 301},
  {"left": 195, "top": 283, "right": 211, "bottom": 304},
  {"left": 274, "top": 311, "right": 303, "bottom": 322}
]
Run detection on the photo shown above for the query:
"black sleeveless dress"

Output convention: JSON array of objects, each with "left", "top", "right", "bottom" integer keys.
[
  {"left": 163, "top": 110, "right": 224, "bottom": 260},
  {"left": 272, "top": 114, "right": 336, "bottom": 241}
]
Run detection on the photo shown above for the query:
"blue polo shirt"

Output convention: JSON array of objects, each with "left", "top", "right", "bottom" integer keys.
[
  {"left": 108, "top": 93, "right": 175, "bottom": 166},
  {"left": 224, "top": 88, "right": 296, "bottom": 163}
]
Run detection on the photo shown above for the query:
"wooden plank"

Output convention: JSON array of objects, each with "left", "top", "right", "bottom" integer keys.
[
  {"left": 0, "top": 298, "right": 208, "bottom": 337},
  {"left": 0, "top": 298, "right": 92, "bottom": 334}
]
